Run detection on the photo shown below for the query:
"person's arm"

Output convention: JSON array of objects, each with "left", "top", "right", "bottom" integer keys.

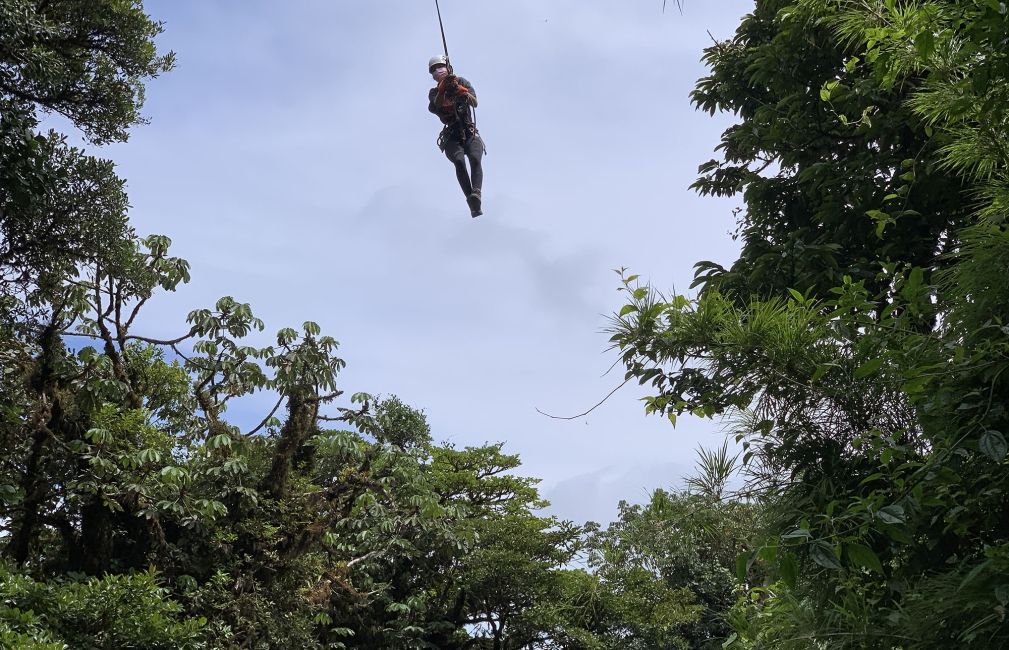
[
  {"left": 428, "top": 88, "right": 439, "bottom": 114},
  {"left": 457, "top": 77, "right": 478, "bottom": 108}
]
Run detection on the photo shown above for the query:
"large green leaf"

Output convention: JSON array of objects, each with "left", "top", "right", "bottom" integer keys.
[
  {"left": 846, "top": 543, "right": 884, "bottom": 574},
  {"left": 979, "top": 430, "right": 1007, "bottom": 461},
  {"left": 810, "top": 542, "right": 842, "bottom": 571}
]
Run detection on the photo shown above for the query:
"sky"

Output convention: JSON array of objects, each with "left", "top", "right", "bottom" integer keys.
[{"left": 89, "top": 0, "right": 754, "bottom": 525}]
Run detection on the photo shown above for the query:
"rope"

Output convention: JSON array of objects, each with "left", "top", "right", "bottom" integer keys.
[{"left": 434, "top": 0, "right": 450, "bottom": 64}]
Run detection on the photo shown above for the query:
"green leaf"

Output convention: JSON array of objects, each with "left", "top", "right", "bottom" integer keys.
[
  {"left": 787, "top": 288, "right": 804, "bottom": 302},
  {"left": 855, "top": 358, "right": 884, "bottom": 378},
  {"left": 847, "top": 543, "right": 884, "bottom": 574},
  {"left": 619, "top": 304, "right": 637, "bottom": 317},
  {"left": 736, "top": 553, "right": 749, "bottom": 581},
  {"left": 979, "top": 430, "right": 1007, "bottom": 461},
  {"left": 780, "top": 552, "right": 798, "bottom": 589},
  {"left": 758, "top": 544, "right": 778, "bottom": 564},
  {"left": 859, "top": 472, "right": 884, "bottom": 486},
  {"left": 958, "top": 560, "right": 991, "bottom": 592},
  {"left": 914, "top": 30, "right": 934, "bottom": 59},
  {"left": 811, "top": 541, "right": 842, "bottom": 570},
  {"left": 207, "top": 434, "right": 233, "bottom": 450},
  {"left": 783, "top": 527, "right": 812, "bottom": 540},
  {"left": 812, "top": 363, "right": 836, "bottom": 382},
  {"left": 876, "top": 504, "right": 905, "bottom": 525}
]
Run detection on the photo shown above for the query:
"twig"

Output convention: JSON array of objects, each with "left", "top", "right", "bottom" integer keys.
[
  {"left": 245, "top": 396, "right": 285, "bottom": 436},
  {"left": 536, "top": 377, "right": 631, "bottom": 420},
  {"left": 305, "top": 390, "right": 344, "bottom": 405},
  {"left": 125, "top": 327, "right": 198, "bottom": 346},
  {"left": 346, "top": 549, "right": 382, "bottom": 569},
  {"left": 663, "top": 0, "right": 684, "bottom": 14},
  {"left": 706, "top": 29, "right": 727, "bottom": 55}
]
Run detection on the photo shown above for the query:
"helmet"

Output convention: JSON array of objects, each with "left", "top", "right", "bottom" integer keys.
[{"left": 428, "top": 55, "right": 449, "bottom": 71}]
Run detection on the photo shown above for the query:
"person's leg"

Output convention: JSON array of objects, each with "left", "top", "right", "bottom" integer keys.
[
  {"left": 466, "top": 135, "right": 484, "bottom": 193},
  {"left": 453, "top": 161, "right": 472, "bottom": 196},
  {"left": 465, "top": 136, "right": 484, "bottom": 216},
  {"left": 443, "top": 139, "right": 472, "bottom": 196}
]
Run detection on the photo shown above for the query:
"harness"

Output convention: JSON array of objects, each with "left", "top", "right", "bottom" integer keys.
[
  {"left": 436, "top": 102, "right": 485, "bottom": 153},
  {"left": 437, "top": 122, "right": 480, "bottom": 151}
]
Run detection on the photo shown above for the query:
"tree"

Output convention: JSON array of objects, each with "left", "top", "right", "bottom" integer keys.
[
  {"left": 0, "top": 0, "right": 174, "bottom": 320},
  {"left": 321, "top": 440, "right": 590, "bottom": 650},
  {"left": 609, "top": 0, "right": 1009, "bottom": 647},
  {"left": 690, "top": 0, "right": 969, "bottom": 302},
  {"left": 572, "top": 445, "right": 759, "bottom": 650}
]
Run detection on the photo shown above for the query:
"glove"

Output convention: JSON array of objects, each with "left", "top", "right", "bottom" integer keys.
[{"left": 440, "top": 76, "right": 467, "bottom": 97}]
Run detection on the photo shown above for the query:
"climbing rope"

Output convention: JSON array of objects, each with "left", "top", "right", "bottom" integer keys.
[{"left": 434, "top": 0, "right": 450, "bottom": 65}]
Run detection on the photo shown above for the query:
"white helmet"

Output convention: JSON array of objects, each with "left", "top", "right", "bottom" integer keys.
[{"left": 428, "top": 54, "right": 449, "bottom": 71}]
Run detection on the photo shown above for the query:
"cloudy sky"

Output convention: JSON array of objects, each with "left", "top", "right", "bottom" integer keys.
[{"left": 93, "top": 0, "right": 752, "bottom": 524}]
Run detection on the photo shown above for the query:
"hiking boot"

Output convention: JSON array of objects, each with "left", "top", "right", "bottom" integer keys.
[{"left": 467, "top": 191, "right": 482, "bottom": 218}]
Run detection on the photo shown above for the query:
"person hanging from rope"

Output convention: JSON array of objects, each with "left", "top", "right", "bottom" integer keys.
[{"left": 428, "top": 55, "right": 485, "bottom": 218}]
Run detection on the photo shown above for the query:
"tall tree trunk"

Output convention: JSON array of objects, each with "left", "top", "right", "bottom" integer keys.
[
  {"left": 262, "top": 389, "right": 317, "bottom": 499},
  {"left": 80, "top": 497, "right": 113, "bottom": 574},
  {"left": 9, "top": 426, "right": 51, "bottom": 564},
  {"left": 9, "top": 323, "right": 60, "bottom": 565}
]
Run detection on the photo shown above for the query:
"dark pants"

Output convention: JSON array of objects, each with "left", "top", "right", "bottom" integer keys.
[{"left": 442, "top": 132, "right": 484, "bottom": 197}]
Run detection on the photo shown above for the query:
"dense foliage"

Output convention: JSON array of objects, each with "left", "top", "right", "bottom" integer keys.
[
  {"left": 612, "top": 0, "right": 1009, "bottom": 647},
  {"left": 581, "top": 458, "right": 760, "bottom": 650}
]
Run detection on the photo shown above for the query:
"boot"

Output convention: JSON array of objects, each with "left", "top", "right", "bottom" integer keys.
[{"left": 467, "top": 189, "right": 482, "bottom": 218}]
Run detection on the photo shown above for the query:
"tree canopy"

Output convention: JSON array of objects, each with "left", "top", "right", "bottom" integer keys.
[{"left": 612, "top": 0, "right": 1009, "bottom": 647}]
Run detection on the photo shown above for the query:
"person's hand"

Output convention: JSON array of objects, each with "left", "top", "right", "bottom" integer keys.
[{"left": 437, "top": 76, "right": 455, "bottom": 94}]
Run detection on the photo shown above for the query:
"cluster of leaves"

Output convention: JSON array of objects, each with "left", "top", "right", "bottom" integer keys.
[
  {"left": 610, "top": 0, "right": 1009, "bottom": 647},
  {"left": 689, "top": 0, "right": 969, "bottom": 301},
  {"left": 578, "top": 485, "right": 759, "bottom": 650},
  {"left": 0, "top": 563, "right": 204, "bottom": 649}
]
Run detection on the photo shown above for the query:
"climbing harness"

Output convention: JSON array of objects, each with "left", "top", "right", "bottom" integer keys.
[
  {"left": 434, "top": 97, "right": 484, "bottom": 155},
  {"left": 437, "top": 123, "right": 480, "bottom": 152}
]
